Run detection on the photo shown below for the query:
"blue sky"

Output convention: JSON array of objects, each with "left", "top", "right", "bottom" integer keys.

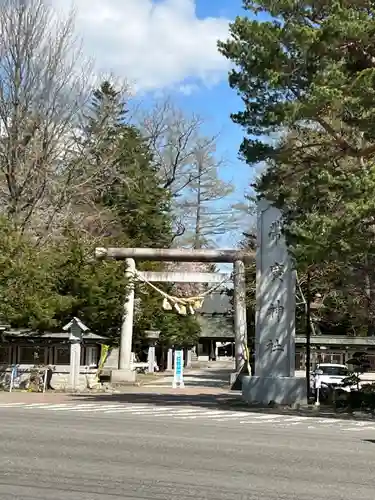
[{"left": 53, "top": 0, "right": 257, "bottom": 245}]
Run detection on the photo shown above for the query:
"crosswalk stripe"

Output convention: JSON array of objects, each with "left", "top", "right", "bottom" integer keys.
[
  {"left": 177, "top": 411, "right": 227, "bottom": 419},
  {"left": 0, "top": 402, "right": 26, "bottom": 407},
  {"left": 42, "top": 404, "right": 81, "bottom": 409},
  {"left": 107, "top": 405, "right": 181, "bottom": 413},
  {"left": 155, "top": 409, "right": 212, "bottom": 417},
  {"left": 103, "top": 407, "right": 200, "bottom": 415},
  {"left": 42, "top": 404, "right": 115, "bottom": 411},
  {"left": 212, "top": 412, "right": 272, "bottom": 421},
  {"left": 344, "top": 427, "right": 369, "bottom": 431},
  {"left": 89, "top": 405, "right": 152, "bottom": 412},
  {"left": 26, "top": 403, "right": 98, "bottom": 409},
  {"left": 58, "top": 404, "right": 130, "bottom": 412},
  {"left": 22, "top": 403, "right": 51, "bottom": 407},
  {"left": 46, "top": 406, "right": 84, "bottom": 411},
  {"left": 166, "top": 408, "right": 203, "bottom": 414},
  {"left": 248, "top": 414, "right": 285, "bottom": 420},
  {"left": 239, "top": 419, "right": 283, "bottom": 424},
  {"left": 103, "top": 406, "right": 175, "bottom": 414},
  {"left": 282, "top": 416, "right": 311, "bottom": 422},
  {"left": 315, "top": 419, "right": 339, "bottom": 424},
  {"left": 49, "top": 404, "right": 137, "bottom": 412}
]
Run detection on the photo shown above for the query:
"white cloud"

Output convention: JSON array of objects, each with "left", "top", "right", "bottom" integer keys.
[{"left": 51, "top": 0, "right": 230, "bottom": 92}]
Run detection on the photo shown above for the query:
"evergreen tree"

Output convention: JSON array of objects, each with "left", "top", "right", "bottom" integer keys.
[
  {"left": 86, "top": 80, "right": 127, "bottom": 137},
  {"left": 102, "top": 125, "right": 173, "bottom": 248},
  {"left": 81, "top": 80, "right": 172, "bottom": 247},
  {"left": 0, "top": 218, "right": 128, "bottom": 336},
  {"left": 218, "top": 1, "right": 375, "bottom": 165}
]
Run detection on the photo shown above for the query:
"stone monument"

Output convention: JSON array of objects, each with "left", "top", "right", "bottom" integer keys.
[{"left": 242, "top": 199, "right": 307, "bottom": 404}]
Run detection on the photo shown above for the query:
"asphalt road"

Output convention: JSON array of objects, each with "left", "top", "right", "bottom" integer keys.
[{"left": 1, "top": 407, "right": 374, "bottom": 500}]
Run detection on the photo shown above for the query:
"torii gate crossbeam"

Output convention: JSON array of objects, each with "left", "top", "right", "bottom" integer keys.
[{"left": 95, "top": 247, "right": 254, "bottom": 263}]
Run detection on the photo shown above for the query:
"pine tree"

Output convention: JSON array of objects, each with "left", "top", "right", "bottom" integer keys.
[
  {"left": 88, "top": 81, "right": 127, "bottom": 129},
  {"left": 103, "top": 125, "right": 173, "bottom": 248}
]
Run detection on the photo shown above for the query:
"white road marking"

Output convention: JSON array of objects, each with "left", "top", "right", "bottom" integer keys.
[
  {"left": 68, "top": 404, "right": 145, "bottom": 412},
  {"left": 212, "top": 412, "right": 257, "bottom": 421},
  {"left": 142, "top": 408, "right": 206, "bottom": 417},
  {"left": 103, "top": 406, "right": 179, "bottom": 414},
  {"left": 0, "top": 402, "right": 26, "bottom": 407},
  {"left": 21, "top": 403, "right": 51, "bottom": 407},
  {"left": 176, "top": 411, "right": 225, "bottom": 419},
  {"left": 239, "top": 419, "right": 283, "bottom": 424}
]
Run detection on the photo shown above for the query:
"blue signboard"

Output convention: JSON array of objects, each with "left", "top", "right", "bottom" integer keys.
[
  {"left": 175, "top": 352, "right": 182, "bottom": 375},
  {"left": 173, "top": 350, "right": 184, "bottom": 388}
]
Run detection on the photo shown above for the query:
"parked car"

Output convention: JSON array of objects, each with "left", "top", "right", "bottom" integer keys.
[
  {"left": 311, "top": 363, "right": 351, "bottom": 390},
  {"left": 317, "top": 363, "right": 350, "bottom": 382}
]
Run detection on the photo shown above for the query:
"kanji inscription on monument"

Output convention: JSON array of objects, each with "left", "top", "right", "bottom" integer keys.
[
  {"left": 266, "top": 339, "right": 285, "bottom": 352},
  {"left": 268, "top": 219, "right": 283, "bottom": 242},
  {"left": 266, "top": 300, "right": 284, "bottom": 321},
  {"left": 270, "top": 262, "right": 285, "bottom": 281}
]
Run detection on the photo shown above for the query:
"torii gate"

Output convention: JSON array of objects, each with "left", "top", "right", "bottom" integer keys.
[{"left": 95, "top": 247, "right": 254, "bottom": 383}]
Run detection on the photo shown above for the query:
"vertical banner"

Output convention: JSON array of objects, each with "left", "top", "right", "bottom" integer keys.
[
  {"left": 172, "top": 349, "right": 185, "bottom": 388},
  {"left": 9, "top": 365, "right": 18, "bottom": 392},
  {"left": 43, "top": 368, "right": 48, "bottom": 393},
  {"left": 96, "top": 345, "right": 109, "bottom": 382}
]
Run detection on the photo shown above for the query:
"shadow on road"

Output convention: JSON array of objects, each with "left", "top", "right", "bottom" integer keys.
[
  {"left": 70, "top": 391, "right": 245, "bottom": 412},
  {"left": 148, "top": 368, "right": 232, "bottom": 388},
  {"left": 67, "top": 389, "right": 371, "bottom": 421},
  {"left": 66, "top": 389, "right": 327, "bottom": 419},
  {"left": 67, "top": 366, "right": 248, "bottom": 412}
]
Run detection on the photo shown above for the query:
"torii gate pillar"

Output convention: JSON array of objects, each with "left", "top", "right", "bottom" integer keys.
[
  {"left": 233, "top": 260, "right": 247, "bottom": 373},
  {"left": 111, "top": 258, "right": 137, "bottom": 384},
  {"left": 95, "top": 247, "right": 254, "bottom": 385}
]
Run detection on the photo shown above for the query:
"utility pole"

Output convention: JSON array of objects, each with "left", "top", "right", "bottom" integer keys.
[{"left": 305, "top": 270, "right": 312, "bottom": 402}]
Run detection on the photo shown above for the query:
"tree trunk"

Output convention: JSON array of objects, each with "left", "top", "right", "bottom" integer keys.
[
  {"left": 364, "top": 255, "right": 374, "bottom": 336},
  {"left": 193, "top": 160, "right": 202, "bottom": 249}
]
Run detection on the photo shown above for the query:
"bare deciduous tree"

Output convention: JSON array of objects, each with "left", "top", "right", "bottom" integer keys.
[
  {"left": 139, "top": 97, "right": 217, "bottom": 197},
  {"left": 176, "top": 140, "right": 240, "bottom": 249},
  {"left": 137, "top": 98, "right": 241, "bottom": 245},
  {"left": 167, "top": 261, "right": 214, "bottom": 298},
  {"left": 0, "top": 0, "right": 91, "bottom": 234}
]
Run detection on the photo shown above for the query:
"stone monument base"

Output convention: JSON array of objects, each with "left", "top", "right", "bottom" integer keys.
[
  {"left": 242, "top": 376, "right": 307, "bottom": 405},
  {"left": 110, "top": 369, "right": 136, "bottom": 384}
]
